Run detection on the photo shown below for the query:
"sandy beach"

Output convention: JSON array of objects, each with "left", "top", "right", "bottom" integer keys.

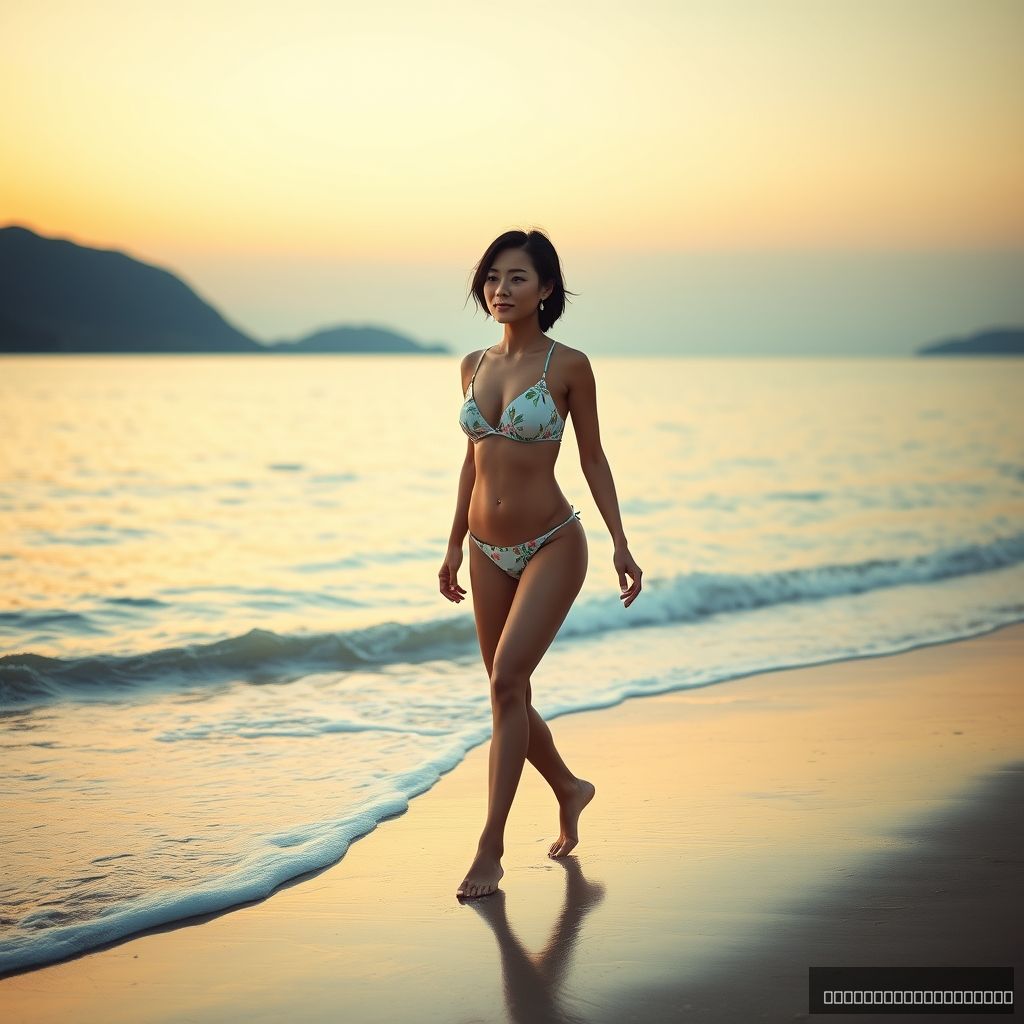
[{"left": 2, "top": 622, "right": 1022, "bottom": 1023}]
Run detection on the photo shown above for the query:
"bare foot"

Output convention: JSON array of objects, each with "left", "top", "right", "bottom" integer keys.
[
  {"left": 548, "top": 778, "right": 596, "bottom": 858},
  {"left": 456, "top": 849, "right": 504, "bottom": 899}
]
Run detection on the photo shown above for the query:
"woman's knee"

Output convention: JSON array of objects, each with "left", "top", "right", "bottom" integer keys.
[{"left": 489, "top": 663, "right": 529, "bottom": 708}]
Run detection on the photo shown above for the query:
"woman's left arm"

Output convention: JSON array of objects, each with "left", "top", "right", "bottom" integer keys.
[{"left": 566, "top": 351, "right": 643, "bottom": 607}]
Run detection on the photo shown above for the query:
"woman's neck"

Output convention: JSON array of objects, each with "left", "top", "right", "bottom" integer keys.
[{"left": 496, "top": 320, "right": 547, "bottom": 358}]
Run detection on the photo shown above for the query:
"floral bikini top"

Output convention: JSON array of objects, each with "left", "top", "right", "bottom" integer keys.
[{"left": 459, "top": 340, "right": 566, "bottom": 444}]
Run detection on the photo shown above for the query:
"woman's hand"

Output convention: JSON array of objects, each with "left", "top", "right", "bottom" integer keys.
[
  {"left": 439, "top": 543, "right": 468, "bottom": 603},
  {"left": 614, "top": 545, "right": 642, "bottom": 608}
]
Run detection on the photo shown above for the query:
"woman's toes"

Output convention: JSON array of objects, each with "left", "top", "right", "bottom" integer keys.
[{"left": 550, "top": 835, "right": 578, "bottom": 857}]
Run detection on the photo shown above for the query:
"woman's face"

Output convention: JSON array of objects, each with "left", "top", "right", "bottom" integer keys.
[{"left": 483, "top": 249, "right": 551, "bottom": 322}]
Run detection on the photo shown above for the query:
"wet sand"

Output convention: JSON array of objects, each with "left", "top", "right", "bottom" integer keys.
[{"left": 2, "top": 622, "right": 1022, "bottom": 1023}]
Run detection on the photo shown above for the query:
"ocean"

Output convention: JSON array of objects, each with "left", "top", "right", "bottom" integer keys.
[{"left": 1, "top": 351, "right": 1022, "bottom": 975}]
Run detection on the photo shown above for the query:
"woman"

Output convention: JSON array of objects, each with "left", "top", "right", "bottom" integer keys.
[{"left": 439, "top": 228, "right": 642, "bottom": 900}]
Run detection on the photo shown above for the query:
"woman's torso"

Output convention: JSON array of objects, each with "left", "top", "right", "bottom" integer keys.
[{"left": 461, "top": 340, "right": 574, "bottom": 545}]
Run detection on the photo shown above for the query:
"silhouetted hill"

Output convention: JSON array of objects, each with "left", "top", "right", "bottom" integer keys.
[
  {"left": 269, "top": 325, "right": 447, "bottom": 353},
  {"left": 0, "top": 225, "right": 260, "bottom": 352},
  {"left": 0, "top": 225, "right": 450, "bottom": 354},
  {"left": 0, "top": 311, "right": 61, "bottom": 350},
  {"left": 917, "top": 326, "right": 1024, "bottom": 356}
]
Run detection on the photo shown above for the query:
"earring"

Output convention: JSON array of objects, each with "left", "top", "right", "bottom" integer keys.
[{"left": 539, "top": 300, "right": 545, "bottom": 311}]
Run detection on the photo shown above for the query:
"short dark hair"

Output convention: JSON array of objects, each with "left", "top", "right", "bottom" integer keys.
[{"left": 465, "top": 228, "right": 578, "bottom": 332}]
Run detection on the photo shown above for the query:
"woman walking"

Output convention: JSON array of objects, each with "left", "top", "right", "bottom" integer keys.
[{"left": 439, "top": 228, "right": 642, "bottom": 900}]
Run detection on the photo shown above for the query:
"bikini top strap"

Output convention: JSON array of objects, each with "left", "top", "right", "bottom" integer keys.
[
  {"left": 469, "top": 347, "right": 489, "bottom": 387},
  {"left": 541, "top": 340, "right": 557, "bottom": 379}
]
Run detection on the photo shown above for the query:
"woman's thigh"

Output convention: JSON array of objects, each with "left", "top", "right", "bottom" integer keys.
[
  {"left": 493, "top": 520, "right": 588, "bottom": 681},
  {"left": 469, "top": 539, "right": 519, "bottom": 677}
]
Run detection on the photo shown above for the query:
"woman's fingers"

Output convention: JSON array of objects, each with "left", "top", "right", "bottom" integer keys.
[
  {"left": 619, "top": 566, "right": 642, "bottom": 607},
  {"left": 438, "top": 566, "right": 467, "bottom": 602},
  {"left": 615, "top": 551, "right": 643, "bottom": 607}
]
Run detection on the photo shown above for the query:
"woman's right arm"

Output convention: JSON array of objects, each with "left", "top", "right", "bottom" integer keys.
[
  {"left": 448, "top": 351, "right": 479, "bottom": 548},
  {"left": 439, "top": 355, "right": 478, "bottom": 602},
  {"left": 447, "top": 440, "right": 476, "bottom": 547}
]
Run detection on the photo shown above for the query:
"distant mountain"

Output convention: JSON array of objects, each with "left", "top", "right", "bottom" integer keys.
[
  {"left": 269, "top": 325, "right": 447, "bottom": 353},
  {"left": 917, "top": 326, "right": 1024, "bottom": 356},
  {"left": 0, "top": 225, "right": 450, "bottom": 355},
  {"left": 0, "top": 225, "right": 260, "bottom": 352}
]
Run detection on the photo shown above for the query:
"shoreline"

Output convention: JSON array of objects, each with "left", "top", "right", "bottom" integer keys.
[{"left": 2, "top": 622, "right": 1022, "bottom": 1022}]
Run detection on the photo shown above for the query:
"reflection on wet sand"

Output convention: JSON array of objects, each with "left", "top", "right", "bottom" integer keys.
[{"left": 462, "top": 857, "right": 606, "bottom": 1024}]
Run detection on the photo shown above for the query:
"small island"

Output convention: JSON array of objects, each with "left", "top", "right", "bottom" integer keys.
[{"left": 917, "top": 327, "right": 1024, "bottom": 356}]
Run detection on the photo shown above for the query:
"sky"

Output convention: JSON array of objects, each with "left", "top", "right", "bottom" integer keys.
[{"left": 1, "top": 0, "right": 1022, "bottom": 355}]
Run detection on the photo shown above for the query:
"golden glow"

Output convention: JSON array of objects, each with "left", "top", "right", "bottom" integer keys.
[{"left": 2, "top": 0, "right": 1022, "bottom": 261}]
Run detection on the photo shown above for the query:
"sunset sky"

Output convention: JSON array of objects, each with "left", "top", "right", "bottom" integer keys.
[{"left": 2, "top": 0, "right": 1022, "bottom": 354}]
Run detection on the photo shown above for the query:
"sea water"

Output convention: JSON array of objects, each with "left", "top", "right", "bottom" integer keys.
[{"left": 1, "top": 352, "right": 1022, "bottom": 974}]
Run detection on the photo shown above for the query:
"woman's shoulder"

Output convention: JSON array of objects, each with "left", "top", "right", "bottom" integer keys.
[
  {"left": 549, "top": 340, "right": 591, "bottom": 374},
  {"left": 460, "top": 348, "right": 484, "bottom": 370},
  {"left": 459, "top": 347, "right": 488, "bottom": 392}
]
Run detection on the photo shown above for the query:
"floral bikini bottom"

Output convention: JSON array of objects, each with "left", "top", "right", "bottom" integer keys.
[{"left": 470, "top": 506, "right": 581, "bottom": 581}]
